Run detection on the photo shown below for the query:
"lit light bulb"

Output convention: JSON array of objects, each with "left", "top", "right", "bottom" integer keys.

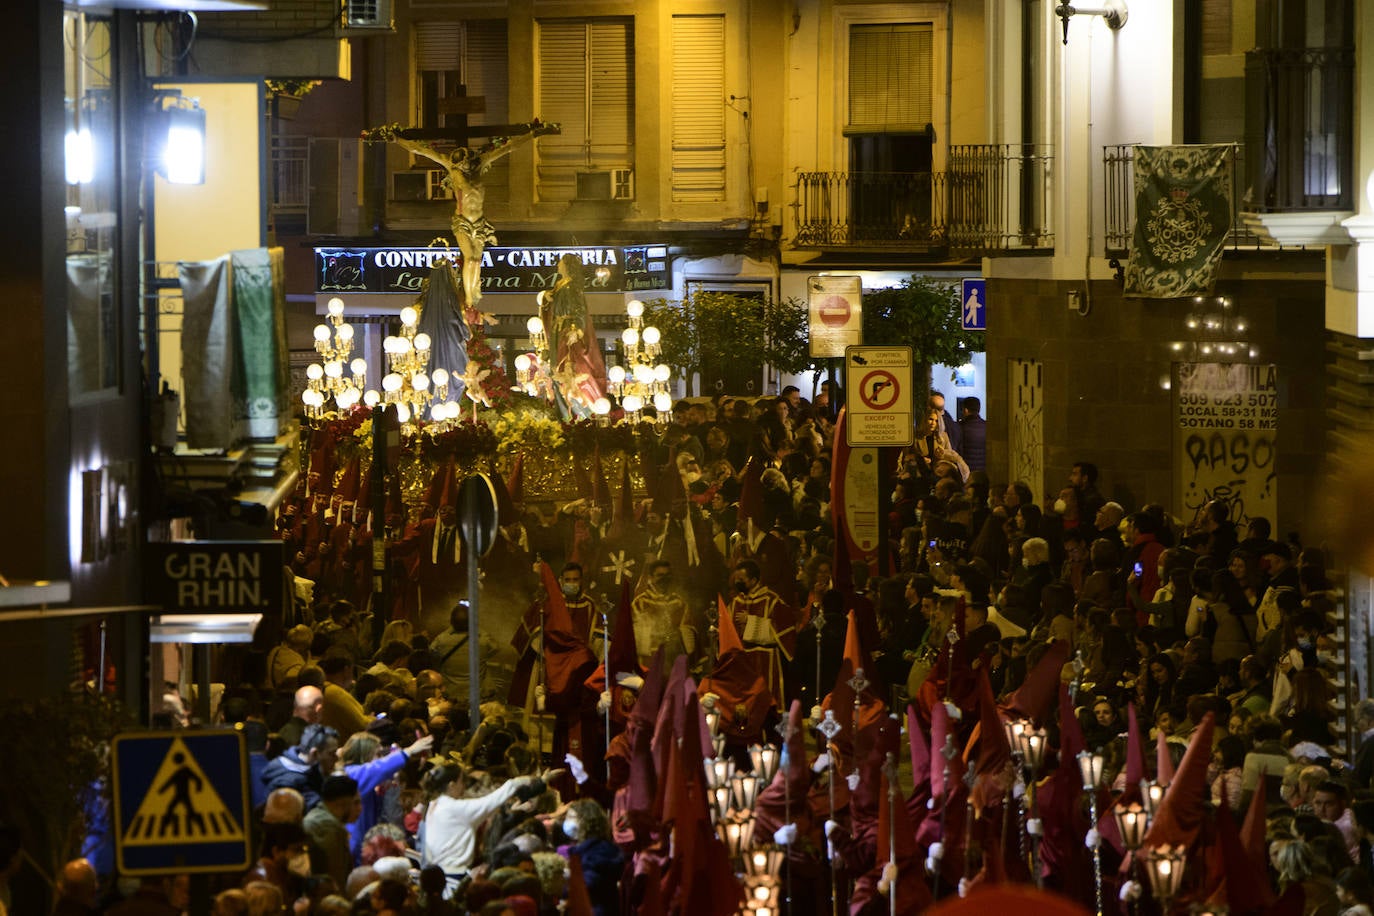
[
  {"left": 382, "top": 373, "right": 402, "bottom": 393},
  {"left": 623, "top": 394, "right": 643, "bottom": 413},
  {"left": 314, "top": 324, "right": 331, "bottom": 343},
  {"left": 654, "top": 364, "right": 671, "bottom": 382},
  {"left": 622, "top": 327, "right": 640, "bottom": 347},
  {"left": 626, "top": 300, "right": 645, "bottom": 318},
  {"left": 412, "top": 372, "right": 430, "bottom": 391},
  {"left": 634, "top": 363, "right": 653, "bottom": 383},
  {"left": 432, "top": 369, "right": 449, "bottom": 387},
  {"left": 350, "top": 358, "right": 367, "bottom": 376},
  {"left": 592, "top": 397, "right": 611, "bottom": 415},
  {"left": 324, "top": 361, "right": 344, "bottom": 378},
  {"left": 608, "top": 365, "right": 626, "bottom": 384},
  {"left": 413, "top": 333, "right": 431, "bottom": 352},
  {"left": 394, "top": 403, "right": 411, "bottom": 424},
  {"left": 400, "top": 306, "right": 418, "bottom": 327},
  {"left": 527, "top": 316, "right": 544, "bottom": 335},
  {"left": 515, "top": 354, "right": 532, "bottom": 372},
  {"left": 327, "top": 297, "right": 345, "bottom": 317},
  {"left": 306, "top": 363, "right": 324, "bottom": 381},
  {"left": 653, "top": 392, "right": 673, "bottom": 412},
  {"left": 642, "top": 326, "right": 660, "bottom": 346},
  {"left": 363, "top": 389, "right": 380, "bottom": 407}
]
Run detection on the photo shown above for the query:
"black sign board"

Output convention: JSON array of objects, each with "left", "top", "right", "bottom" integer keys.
[
  {"left": 145, "top": 541, "right": 287, "bottom": 615},
  {"left": 315, "top": 245, "right": 672, "bottom": 296}
]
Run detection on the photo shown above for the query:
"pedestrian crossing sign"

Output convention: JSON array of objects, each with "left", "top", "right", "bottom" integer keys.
[{"left": 112, "top": 729, "right": 252, "bottom": 875}]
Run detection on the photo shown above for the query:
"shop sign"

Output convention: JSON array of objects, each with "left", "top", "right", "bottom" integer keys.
[{"left": 314, "top": 244, "right": 672, "bottom": 295}]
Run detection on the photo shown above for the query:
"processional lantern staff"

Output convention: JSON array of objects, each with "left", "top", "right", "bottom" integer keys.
[{"left": 362, "top": 119, "right": 561, "bottom": 308}]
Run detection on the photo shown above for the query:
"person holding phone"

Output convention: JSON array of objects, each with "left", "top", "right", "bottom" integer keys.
[{"left": 1124, "top": 511, "right": 1165, "bottom": 626}]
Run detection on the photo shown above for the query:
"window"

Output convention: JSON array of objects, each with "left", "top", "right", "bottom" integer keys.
[
  {"left": 413, "top": 20, "right": 509, "bottom": 205},
  {"left": 671, "top": 14, "right": 725, "bottom": 203},
  {"left": 846, "top": 23, "right": 934, "bottom": 239},
  {"left": 536, "top": 18, "right": 635, "bottom": 202}
]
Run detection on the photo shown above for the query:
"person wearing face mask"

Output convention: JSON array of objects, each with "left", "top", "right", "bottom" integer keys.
[
  {"left": 630, "top": 560, "right": 690, "bottom": 666},
  {"left": 558, "top": 799, "right": 623, "bottom": 916},
  {"left": 241, "top": 820, "right": 311, "bottom": 903},
  {"left": 728, "top": 559, "right": 797, "bottom": 703}
]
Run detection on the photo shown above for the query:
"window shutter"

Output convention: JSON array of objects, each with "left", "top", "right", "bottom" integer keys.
[
  {"left": 848, "top": 23, "right": 933, "bottom": 132},
  {"left": 463, "top": 20, "right": 508, "bottom": 126},
  {"left": 671, "top": 14, "right": 726, "bottom": 202},
  {"left": 536, "top": 18, "right": 634, "bottom": 201},
  {"left": 416, "top": 21, "right": 462, "bottom": 71}
]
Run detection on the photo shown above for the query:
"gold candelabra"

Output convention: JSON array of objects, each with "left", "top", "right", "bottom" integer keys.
[{"left": 379, "top": 305, "right": 461, "bottom": 426}]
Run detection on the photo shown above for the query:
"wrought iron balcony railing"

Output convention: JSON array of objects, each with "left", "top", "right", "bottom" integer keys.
[
  {"left": 794, "top": 170, "right": 947, "bottom": 249},
  {"left": 270, "top": 136, "right": 309, "bottom": 215},
  {"left": 792, "top": 145, "right": 1054, "bottom": 254},
  {"left": 1244, "top": 46, "right": 1354, "bottom": 213},
  {"left": 1103, "top": 143, "right": 1272, "bottom": 258}
]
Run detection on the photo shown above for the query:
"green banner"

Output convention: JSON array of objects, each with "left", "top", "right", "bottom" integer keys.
[{"left": 1124, "top": 145, "right": 1232, "bottom": 299}]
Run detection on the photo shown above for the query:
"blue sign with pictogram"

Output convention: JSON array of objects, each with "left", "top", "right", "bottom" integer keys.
[
  {"left": 961, "top": 278, "right": 986, "bottom": 331},
  {"left": 112, "top": 729, "right": 252, "bottom": 875}
]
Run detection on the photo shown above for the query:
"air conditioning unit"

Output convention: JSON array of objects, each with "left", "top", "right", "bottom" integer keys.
[
  {"left": 341, "top": 0, "right": 394, "bottom": 33},
  {"left": 307, "top": 138, "right": 366, "bottom": 236},
  {"left": 574, "top": 168, "right": 635, "bottom": 201},
  {"left": 391, "top": 170, "right": 451, "bottom": 202}
]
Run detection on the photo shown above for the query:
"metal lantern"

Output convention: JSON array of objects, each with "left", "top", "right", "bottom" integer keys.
[
  {"left": 750, "top": 744, "right": 781, "bottom": 782},
  {"left": 717, "top": 813, "right": 756, "bottom": 859},
  {"left": 745, "top": 847, "right": 786, "bottom": 878},
  {"left": 1077, "top": 750, "right": 1105, "bottom": 791},
  {"left": 705, "top": 709, "right": 721, "bottom": 736},
  {"left": 706, "top": 757, "right": 735, "bottom": 790},
  {"left": 732, "top": 771, "right": 763, "bottom": 811},
  {"left": 1142, "top": 844, "right": 1187, "bottom": 911},
  {"left": 1140, "top": 779, "right": 1165, "bottom": 818},
  {"left": 710, "top": 785, "right": 733, "bottom": 823},
  {"left": 1113, "top": 802, "right": 1149, "bottom": 851},
  {"left": 1020, "top": 727, "right": 1048, "bottom": 771}
]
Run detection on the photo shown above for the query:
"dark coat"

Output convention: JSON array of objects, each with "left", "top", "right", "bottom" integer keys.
[{"left": 957, "top": 414, "right": 987, "bottom": 471}]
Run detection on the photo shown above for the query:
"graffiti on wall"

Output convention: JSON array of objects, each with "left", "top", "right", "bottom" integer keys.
[
  {"left": 1009, "top": 359, "right": 1044, "bottom": 502},
  {"left": 1177, "top": 363, "right": 1278, "bottom": 528}
]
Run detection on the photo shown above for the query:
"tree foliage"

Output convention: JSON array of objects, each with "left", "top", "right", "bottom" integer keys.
[
  {"left": 859, "top": 274, "right": 980, "bottom": 369},
  {"left": 642, "top": 293, "right": 810, "bottom": 394},
  {"left": 0, "top": 692, "right": 133, "bottom": 886}
]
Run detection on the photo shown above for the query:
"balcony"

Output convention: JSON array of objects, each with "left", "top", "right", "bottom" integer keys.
[
  {"left": 270, "top": 136, "right": 309, "bottom": 224},
  {"left": 1102, "top": 144, "right": 1283, "bottom": 259},
  {"left": 792, "top": 144, "right": 1054, "bottom": 255},
  {"left": 1241, "top": 46, "right": 1355, "bottom": 246}
]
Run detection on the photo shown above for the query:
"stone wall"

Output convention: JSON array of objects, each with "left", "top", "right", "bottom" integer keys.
[{"left": 983, "top": 262, "right": 1329, "bottom": 539}]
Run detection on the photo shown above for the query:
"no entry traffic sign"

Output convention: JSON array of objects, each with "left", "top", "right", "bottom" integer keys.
[{"left": 844, "top": 346, "right": 914, "bottom": 447}]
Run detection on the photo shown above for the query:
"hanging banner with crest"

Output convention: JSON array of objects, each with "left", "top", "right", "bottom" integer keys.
[{"left": 1124, "top": 145, "right": 1233, "bottom": 299}]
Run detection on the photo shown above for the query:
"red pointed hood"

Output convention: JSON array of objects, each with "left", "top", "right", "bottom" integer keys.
[
  {"left": 608, "top": 579, "right": 639, "bottom": 677},
  {"left": 999, "top": 638, "right": 1073, "bottom": 726},
  {"left": 335, "top": 456, "right": 361, "bottom": 503},
  {"left": 966, "top": 668, "right": 1013, "bottom": 815},
  {"left": 820, "top": 611, "right": 886, "bottom": 766},
  {"left": 735, "top": 456, "right": 764, "bottom": 538},
  {"left": 538, "top": 562, "right": 597, "bottom": 709},
  {"left": 386, "top": 472, "right": 405, "bottom": 521},
  {"left": 1156, "top": 729, "right": 1176, "bottom": 785},
  {"left": 851, "top": 762, "right": 932, "bottom": 916},
  {"left": 1142, "top": 712, "right": 1215, "bottom": 849},
  {"left": 1126, "top": 702, "right": 1146, "bottom": 786},
  {"left": 353, "top": 467, "right": 372, "bottom": 527},
  {"left": 1058, "top": 683, "right": 1085, "bottom": 762},
  {"left": 908, "top": 704, "right": 931, "bottom": 790},
  {"left": 1208, "top": 782, "right": 1278, "bottom": 913},
  {"left": 1240, "top": 774, "right": 1268, "bottom": 868},
  {"left": 698, "top": 597, "right": 773, "bottom": 742}
]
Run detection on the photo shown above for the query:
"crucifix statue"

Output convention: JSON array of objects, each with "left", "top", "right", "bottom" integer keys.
[{"left": 363, "top": 118, "right": 561, "bottom": 307}]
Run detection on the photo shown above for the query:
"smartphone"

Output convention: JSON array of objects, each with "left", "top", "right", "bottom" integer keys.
[
  {"left": 928, "top": 539, "right": 937, "bottom": 548},
  {"left": 1133, "top": 562, "right": 1143, "bottom": 576}
]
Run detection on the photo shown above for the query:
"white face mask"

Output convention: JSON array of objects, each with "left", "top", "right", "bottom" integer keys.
[
  {"left": 287, "top": 851, "right": 312, "bottom": 877},
  {"left": 560, "top": 582, "right": 579, "bottom": 598},
  {"left": 563, "top": 817, "right": 582, "bottom": 841}
]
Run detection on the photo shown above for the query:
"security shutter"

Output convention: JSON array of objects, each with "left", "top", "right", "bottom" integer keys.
[
  {"left": 671, "top": 14, "right": 726, "bottom": 202},
  {"left": 536, "top": 18, "right": 634, "bottom": 201},
  {"left": 848, "top": 23, "right": 933, "bottom": 133},
  {"left": 463, "top": 19, "right": 507, "bottom": 126}
]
